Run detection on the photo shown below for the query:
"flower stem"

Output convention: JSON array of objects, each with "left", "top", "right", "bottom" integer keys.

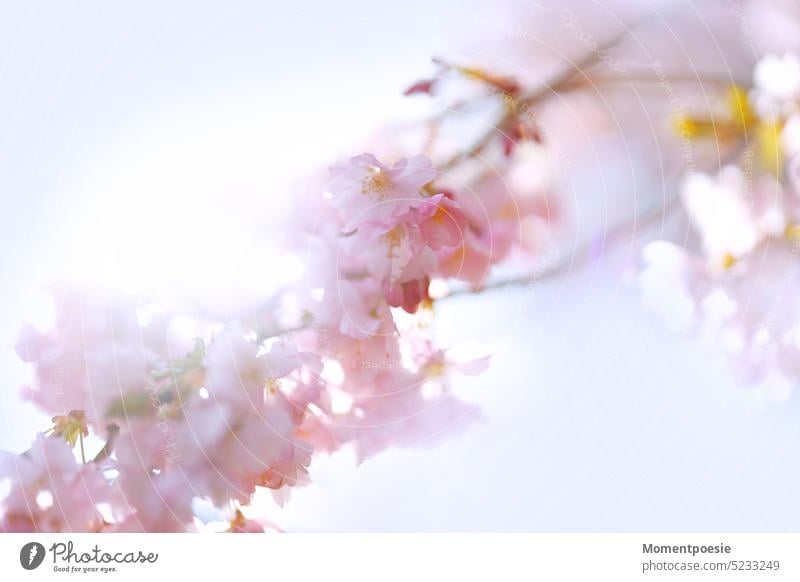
[
  {"left": 92, "top": 424, "right": 120, "bottom": 464},
  {"left": 79, "top": 431, "right": 86, "bottom": 464}
]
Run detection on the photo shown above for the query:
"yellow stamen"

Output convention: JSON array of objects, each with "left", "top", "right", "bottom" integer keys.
[
  {"left": 721, "top": 253, "right": 737, "bottom": 270},
  {"left": 381, "top": 226, "right": 404, "bottom": 257},
  {"left": 266, "top": 378, "right": 281, "bottom": 395},
  {"left": 421, "top": 183, "right": 437, "bottom": 197},
  {"left": 727, "top": 85, "right": 756, "bottom": 132},
  {"left": 361, "top": 167, "right": 392, "bottom": 199},
  {"left": 757, "top": 119, "right": 784, "bottom": 176},
  {"left": 785, "top": 224, "right": 800, "bottom": 241},
  {"left": 427, "top": 361, "right": 446, "bottom": 377}
]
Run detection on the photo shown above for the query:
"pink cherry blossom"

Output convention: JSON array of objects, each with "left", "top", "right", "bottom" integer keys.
[
  {"left": 319, "top": 278, "right": 394, "bottom": 339},
  {"left": 328, "top": 153, "right": 436, "bottom": 229},
  {"left": 407, "top": 193, "right": 468, "bottom": 251},
  {"left": 176, "top": 399, "right": 299, "bottom": 506},
  {"left": 681, "top": 167, "right": 786, "bottom": 266},
  {"left": 334, "top": 370, "right": 482, "bottom": 463},
  {"left": 203, "top": 326, "right": 268, "bottom": 406},
  {"left": 8, "top": 4, "right": 800, "bottom": 536},
  {"left": 0, "top": 435, "right": 109, "bottom": 532},
  {"left": 384, "top": 276, "right": 431, "bottom": 314},
  {"left": 109, "top": 420, "right": 195, "bottom": 532},
  {"left": 15, "top": 285, "right": 156, "bottom": 426},
  {"left": 436, "top": 229, "right": 495, "bottom": 289}
]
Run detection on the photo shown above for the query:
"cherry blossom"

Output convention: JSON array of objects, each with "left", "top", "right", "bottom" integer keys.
[
  {"left": 0, "top": 435, "right": 110, "bottom": 532},
  {"left": 20, "top": 4, "right": 798, "bottom": 533},
  {"left": 328, "top": 153, "right": 437, "bottom": 229},
  {"left": 639, "top": 51, "right": 800, "bottom": 385}
]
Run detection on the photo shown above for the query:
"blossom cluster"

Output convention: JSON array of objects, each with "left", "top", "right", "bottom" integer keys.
[
  {"left": 640, "top": 53, "right": 800, "bottom": 385},
  {"left": 2, "top": 139, "right": 547, "bottom": 531},
  {"left": 6, "top": 4, "right": 798, "bottom": 533}
]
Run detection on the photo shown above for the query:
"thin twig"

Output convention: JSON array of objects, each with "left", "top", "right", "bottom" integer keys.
[
  {"left": 79, "top": 431, "right": 86, "bottom": 464},
  {"left": 438, "top": 24, "right": 641, "bottom": 172},
  {"left": 446, "top": 194, "right": 682, "bottom": 299},
  {"left": 92, "top": 424, "right": 120, "bottom": 464},
  {"left": 445, "top": 140, "right": 748, "bottom": 299},
  {"left": 559, "top": 71, "right": 751, "bottom": 93}
]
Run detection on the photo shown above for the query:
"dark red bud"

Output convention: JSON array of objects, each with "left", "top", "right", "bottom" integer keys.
[{"left": 403, "top": 78, "right": 437, "bottom": 96}]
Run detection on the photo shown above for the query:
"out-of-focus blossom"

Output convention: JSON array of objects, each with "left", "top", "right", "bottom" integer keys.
[
  {"left": 14, "top": 286, "right": 152, "bottom": 426},
  {"left": 176, "top": 399, "right": 298, "bottom": 507},
  {"left": 437, "top": 229, "right": 496, "bottom": 289},
  {"left": 0, "top": 435, "right": 109, "bottom": 532},
  {"left": 109, "top": 420, "right": 194, "bottom": 532},
  {"left": 680, "top": 167, "right": 785, "bottom": 267},
  {"left": 640, "top": 49, "right": 800, "bottom": 385},
  {"left": 336, "top": 378, "right": 482, "bottom": 463},
  {"left": 3, "top": 9, "right": 574, "bottom": 529},
  {"left": 752, "top": 53, "right": 800, "bottom": 117},
  {"left": 640, "top": 239, "right": 800, "bottom": 385}
]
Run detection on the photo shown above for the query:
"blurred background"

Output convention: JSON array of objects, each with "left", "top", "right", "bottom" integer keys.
[{"left": 2, "top": 0, "right": 800, "bottom": 531}]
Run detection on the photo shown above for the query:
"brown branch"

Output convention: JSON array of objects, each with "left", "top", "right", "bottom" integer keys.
[
  {"left": 559, "top": 70, "right": 752, "bottom": 93},
  {"left": 438, "top": 23, "right": 642, "bottom": 172},
  {"left": 446, "top": 195, "right": 682, "bottom": 300},
  {"left": 447, "top": 139, "right": 748, "bottom": 299}
]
